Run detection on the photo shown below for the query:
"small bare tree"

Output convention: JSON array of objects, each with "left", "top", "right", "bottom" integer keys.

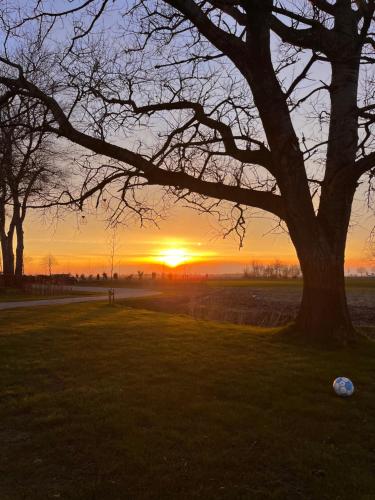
[
  {"left": 357, "top": 266, "right": 366, "bottom": 277},
  {"left": 108, "top": 228, "right": 118, "bottom": 280},
  {"left": 43, "top": 253, "right": 57, "bottom": 277}
]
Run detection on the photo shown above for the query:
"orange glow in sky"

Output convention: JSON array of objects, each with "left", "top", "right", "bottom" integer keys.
[{"left": 23, "top": 201, "right": 373, "bottom": 276}]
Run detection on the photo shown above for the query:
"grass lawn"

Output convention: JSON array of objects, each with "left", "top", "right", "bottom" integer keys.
[
  {"left": 0, "top": 289, "right": 102, "bottom": 303},
  {"left": 207, "top": 277, "right": 375, "bottom": 290},
  {"left": 0, "top": 304, "right": 374, "bottom": 499}
]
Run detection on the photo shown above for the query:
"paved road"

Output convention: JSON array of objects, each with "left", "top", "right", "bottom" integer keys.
[{"left": 0, "top": 286, "right": 159, "bottom": 311}]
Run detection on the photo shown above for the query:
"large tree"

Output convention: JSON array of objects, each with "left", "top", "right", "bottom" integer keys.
[
  {"left": 0, "top": 0, "right": 374, "bottom": 342},
  {"left": 0, "top": 93, "right": 62, "bottom": 286}
]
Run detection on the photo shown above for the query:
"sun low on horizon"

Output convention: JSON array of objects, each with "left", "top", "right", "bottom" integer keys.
[
  {"left": 137, "top": 240, "right": 219, "bottom": 270},
  {"left": 150, "top": 244, "right": 215, "bottom": 269},
  {"left": 157, "top": 248, "right": 191, "bottom": 268}
]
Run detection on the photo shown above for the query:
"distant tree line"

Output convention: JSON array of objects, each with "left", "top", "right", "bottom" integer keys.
[{"left": 244, "top": 260, "right": 301, "bottom": 280}]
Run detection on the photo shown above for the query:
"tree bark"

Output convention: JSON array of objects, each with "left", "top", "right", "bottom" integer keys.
[
  {"left": 1, "top": 232, "right": 15, "bottom": 287},
  {"left": 292, "top": 239, "right": 357, "bottom": 345},
  {"left": 15, "top": 221, "right": 24, "bottom": 284}
]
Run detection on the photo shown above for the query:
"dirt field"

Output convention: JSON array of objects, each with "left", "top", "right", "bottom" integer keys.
[{"left": 121, "top": 280, "right": 375, "bottom": 328}]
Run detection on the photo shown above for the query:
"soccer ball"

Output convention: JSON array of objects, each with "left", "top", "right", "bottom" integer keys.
[{"left": 333, "top": 377, "right": 354, "bottom": 397}]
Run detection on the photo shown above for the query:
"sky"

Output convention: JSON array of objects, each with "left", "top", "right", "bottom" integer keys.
[{"left": 24, "top": 195, "right": 374, "bottom": 276}]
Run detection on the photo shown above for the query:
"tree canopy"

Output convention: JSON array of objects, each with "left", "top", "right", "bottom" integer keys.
[{"left": 0, "top": 0, "right": 374, "bottom": 342}]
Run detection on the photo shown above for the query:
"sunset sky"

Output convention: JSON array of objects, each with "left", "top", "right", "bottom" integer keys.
[{"left": 24, "top": 194, "right": 373, "bottom": 276}]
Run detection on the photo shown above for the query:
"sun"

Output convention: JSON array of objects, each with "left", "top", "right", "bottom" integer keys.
[
  {"left": 158, "top": 248, "right": 190, "bottom": 268},
  {"left": 140, "top": 241, "right": 217, "bottom": 268}
]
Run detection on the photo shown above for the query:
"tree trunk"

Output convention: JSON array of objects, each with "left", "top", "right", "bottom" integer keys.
[
  {"left": 15, "top": 222, "right": 24, "bottom": 284},
  {"left": 1, "top": 233, "right": 15, "bottom": 287},
  {"left": 294, "top": 247, "right": 357, "bottom": 345}
]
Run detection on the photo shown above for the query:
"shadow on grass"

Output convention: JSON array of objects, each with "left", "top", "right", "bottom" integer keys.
[{"left": 0, "top": 303, "right": 374, "bottom": 499}]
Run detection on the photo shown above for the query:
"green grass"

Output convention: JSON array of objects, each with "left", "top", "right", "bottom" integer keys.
[
  {"left": 76, "top": 279, "right": 145, "bottom": 288},
  {"left": 207, "top": 279, "right": 303, "bottom": 288},
  {"left": 345, "top": 277, "right": 375, "bottom": 289},
  {"left": 207, "top": 277, "right": 375, "bottom": 289},
  {"left": 0, "top": 304, "right": 375, "bottom": 499},
  {"left": 0, "top": 289, "right": 101, "bottom": 302}
]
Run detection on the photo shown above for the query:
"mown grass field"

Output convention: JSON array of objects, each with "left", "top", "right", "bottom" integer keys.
[
  {"left": 207, "top": 277, "right": 375, "bottom": 290},
  {"left": 74, "top": 276, "right": 375, "bottom": 291},
  {"left": 0, "top": 288, "right": 100, "bottom": 303},
  {"left": 1, "top": 303, "right": 375, "bottom": 499}
]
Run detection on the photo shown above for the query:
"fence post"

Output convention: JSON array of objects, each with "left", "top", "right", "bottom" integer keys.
[{"left": 108, "top": 288, "right": 115, "bottom": 305}]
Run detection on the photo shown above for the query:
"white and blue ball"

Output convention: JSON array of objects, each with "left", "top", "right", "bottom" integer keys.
[{"left": 333, "top": 377, "right": 354, "bottom": 397}]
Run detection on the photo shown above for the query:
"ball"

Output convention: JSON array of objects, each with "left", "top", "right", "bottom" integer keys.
[{"left": 333, "top": 377, "right": 354, "bottom": 397}]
